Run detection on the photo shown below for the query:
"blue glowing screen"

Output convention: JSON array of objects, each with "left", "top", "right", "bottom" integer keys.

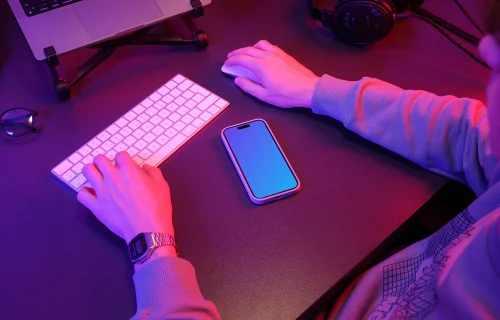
[{"left": 224, "top": 120, "right": 298, "bottom": 199}]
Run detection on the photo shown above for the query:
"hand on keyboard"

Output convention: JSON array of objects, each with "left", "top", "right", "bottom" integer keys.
[{"left": 77, "top": 152, "right": 175, "bottom": 244}]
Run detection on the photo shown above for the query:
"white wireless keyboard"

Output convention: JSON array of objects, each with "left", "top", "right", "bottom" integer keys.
[{"left": 52, "top": 74, "right": 230, "bottom": 192}]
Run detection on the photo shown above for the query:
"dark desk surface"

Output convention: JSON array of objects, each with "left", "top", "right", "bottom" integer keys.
[{"left": 0, "top": 0, "right": 489, "bottom": 319}]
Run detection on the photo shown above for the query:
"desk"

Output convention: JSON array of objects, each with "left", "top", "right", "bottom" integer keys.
[{"left": 0, "top": 0, "right": 489, "bottom": 319}]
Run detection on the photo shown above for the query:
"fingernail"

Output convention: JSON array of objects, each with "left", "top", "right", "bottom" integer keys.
[{"left": 234, "top": 77, "right": 240, "bottom": 85}]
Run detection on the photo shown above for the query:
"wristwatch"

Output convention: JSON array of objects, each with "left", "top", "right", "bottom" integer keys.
[{"left": 128, "top": 232, "right": 178, "bottom": 264}]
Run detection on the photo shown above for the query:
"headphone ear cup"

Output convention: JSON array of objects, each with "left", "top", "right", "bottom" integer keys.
[{"left": 330, "top": 0, "right": 396, "bottom": 44}]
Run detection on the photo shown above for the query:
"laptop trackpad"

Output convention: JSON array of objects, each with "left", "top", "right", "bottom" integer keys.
[{"left": 74, "top": 0, "right": 163, "bottom": 40}]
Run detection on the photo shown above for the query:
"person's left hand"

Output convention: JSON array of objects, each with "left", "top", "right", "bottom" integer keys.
[{"left": 77, "top": 152, "right": 174, "bottom": 245}]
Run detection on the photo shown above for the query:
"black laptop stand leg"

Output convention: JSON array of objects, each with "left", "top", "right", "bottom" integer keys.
[{"left": 43, "top": 4, "right": 208, "bottom": 101}]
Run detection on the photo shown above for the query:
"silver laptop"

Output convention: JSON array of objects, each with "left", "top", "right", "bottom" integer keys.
[{"left": 8, "top": 0, "right": 212, "bottom": 61}]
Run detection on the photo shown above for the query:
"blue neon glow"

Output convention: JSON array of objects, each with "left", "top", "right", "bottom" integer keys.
[{"left": 224, "top": 120, "right": 297, "bottom": 199}]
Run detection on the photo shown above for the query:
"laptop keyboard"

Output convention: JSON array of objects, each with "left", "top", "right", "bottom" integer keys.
[
  {"left": 20, "top": 0, "right": 83, "bottom": 17},
  {"left": 52, "top": 74, "right": 230, "bottom": 193}
]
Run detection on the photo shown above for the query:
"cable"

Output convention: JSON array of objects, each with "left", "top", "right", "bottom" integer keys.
[
  {"left": 411, "top": 6, "right": 481, "bottom": 45},
  {"left": 453, "top": 0, "right": 485, "bottom": 35},
  {"left": 411, "top": 13, "right": 490, "bottom": 70}
]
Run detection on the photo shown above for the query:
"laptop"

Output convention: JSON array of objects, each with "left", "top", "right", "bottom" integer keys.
[{"left": 7, "top": 0, "right": 211, "bottom": 61}]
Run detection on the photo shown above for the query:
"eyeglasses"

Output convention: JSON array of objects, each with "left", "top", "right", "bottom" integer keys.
[{"left": 0, "top": 108, "right": 40, "bottom": 137}]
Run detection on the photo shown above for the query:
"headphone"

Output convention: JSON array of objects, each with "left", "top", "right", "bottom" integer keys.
[{"left": 308, "top": 0, "right": 425, "bottom": 44}]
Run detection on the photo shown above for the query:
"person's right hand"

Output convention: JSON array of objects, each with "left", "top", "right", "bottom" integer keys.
[{"left": 224, "top": 40, "right": 320, "bottom": 109}]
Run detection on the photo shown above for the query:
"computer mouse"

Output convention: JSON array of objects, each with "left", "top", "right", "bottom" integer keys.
[{"left": 221, "top": 64, "right": 261, "bottom": 85}]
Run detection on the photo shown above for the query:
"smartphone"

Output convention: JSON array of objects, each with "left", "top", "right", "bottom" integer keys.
[{"left": 221, "top": 119, "right": 300, "bottom": 205}]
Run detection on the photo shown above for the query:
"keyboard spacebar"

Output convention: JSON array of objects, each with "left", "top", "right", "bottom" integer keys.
[{"left": 143, "top": 134, "right": 187, "bottom": 167}]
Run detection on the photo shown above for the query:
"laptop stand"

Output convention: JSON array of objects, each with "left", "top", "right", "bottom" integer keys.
[{"left": 44, "top": 0, "right": 207, "bottom": 101}]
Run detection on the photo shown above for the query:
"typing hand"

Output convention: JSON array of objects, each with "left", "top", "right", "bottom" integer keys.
[
  {"left": 77, "top": 152, "right": 174, "bottom": 245},
  {"left": 224, "top": 40, "right": 320, "bottom": 108}
]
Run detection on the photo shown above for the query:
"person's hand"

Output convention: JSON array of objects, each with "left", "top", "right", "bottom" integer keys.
[
  {"left": 77, "top": 152, "right": 174, "bottom": 245},
  {"left": 224, "top": 40, "right": 320, "bottom": 108}
]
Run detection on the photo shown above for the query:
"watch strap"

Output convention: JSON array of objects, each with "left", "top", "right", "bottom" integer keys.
[{"left": 150, "top": 232, "right": 178, "bottom": 256}]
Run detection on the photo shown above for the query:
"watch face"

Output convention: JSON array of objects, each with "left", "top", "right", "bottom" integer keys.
[{"left": 129, "top": 234, "right": 148, "bottom": 260}]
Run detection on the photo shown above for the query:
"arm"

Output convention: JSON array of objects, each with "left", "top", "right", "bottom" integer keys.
[
  {"left": 131, "top": 253, "right": 220, "bottom": 320},
  {"left": 311, "top": 75, "right": 496, "bottom": 195},
  {"left": 224, "top": 40, "right": 498, "bottom": 195},
  {"left": 76, "top": 153, "right": 221, "bottom": 320}
]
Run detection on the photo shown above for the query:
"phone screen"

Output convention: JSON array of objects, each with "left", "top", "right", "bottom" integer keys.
[{"left": 223, "top": 120, "right": 298, "bottom": 199}]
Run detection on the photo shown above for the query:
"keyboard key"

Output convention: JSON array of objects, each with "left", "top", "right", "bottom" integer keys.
[
  {"left": 216, "top": 99, "right": 228, "bottom": 108},
  {"left": 149, "top": 92, "right": 162, "bottom": 102},
  {"left": 143, "top": 133, "right": 157, "bottom": 143},
  {"left": 54, "top": 160, "right": 72, "bottom": 175},
  {"left": 158, "top": 109, "right": 170, "bottom": 118},
  {"left": 170, "top": 89, "right": 182, "bottom": 97},
  {"left": 139, "top": 149, "right": 153, "bottom": 160},
  {"left": 147, "top": 142, "right": 161, "bottom": 152},
  {"left": 79, "top": 145, "right": 92, "bottom": 157},
  {"left": 70, "top": 174, "right": 87, "bottom": 189},
  {"left": 181, "top": 114, "right": 194, "bottom": 124},
  {"left": 128, "top": 120, "right": 141, "bottom": 130},
  {"left": 92, "top": 148, "right": 106, "bottom": 157},
  {"left": 145, "top": 107, "right": 158, "bottom": 117},
  {"left": 62, "top": 170, "right": 76, "bottom": 182},
  {"left": 208, "top": 105, "right": 220, "bottom": 115},
  {"left": 97, "top": 131, "right": 111, "bottom": 142},
  {"left": 198, "top": 94, "right": 218, "bottom": 111},
  {"left": 185, "top": 100, "right": 197, "bottom": 109},
  {"left": 152, "top": 126, "right": 165, "bottom": 136},
  {"left": 150, "top": 115, "right": 162, "bottom": 125},
  {"left": 127, "top": 147, "right": 139, "bottom": 157},
  {"left": 192, "top": 118, "right": 204, "bottom": 128},
  {"left": 123, "top": 136, "right": 137, "bottom": 147},
  {"left": 162, "top": 94, "right": 174, "bottom": 104},
  {"left": 106, "top": 124, "right": 120, "bottom": 135},
  {"left": 114, "top": 143, "right": 128, "bottom": 152},
  {"left": 133, "top": 105, "right": 145, "bottom": 114},
  {"left": 110, "top": 133, "right": 124, "bottom": 144},
  {"left": 165, "top": 128, "right": 178, "bottom": 138},
  {"left": 173, "top": 122, "right": 186, "bottom": 131},
  {"left": 115, "top": 118, "right": 128, "bottom": 128},
  {"left": 155, "top": 100, "right": 166, "bottom": 110},
  {"left": 192, "top": 94, "right": 204, "bottom": 103},
  {"left": 168, "top": 113, "right": 181, "bottom": 122},
  {"left": 189, "top": 108, "right": 202, "bottom": 118},
  {"left": 88, "top": 139, "right": 101, "bottom": 149},
  {"left": 106, "top": 150, "right": 117, "bottom": 160},
  {"left": 160, "top": 119, "right": 173, "bottom": 129},
  {"left": 72, "top": 163, "right": 85, "bottom": 174},
  {"left": 134, "top": 139, "right": 148, "bottom": 151},
  {"left": 158, "top": 86, "right": 169, "bottom": 96},
  {"left": 124, "top": 111, "right": 137, "bottom": 121},
  {"left": 133, "top": 156, "right": 144, "bottom": 166},
  {"left": 137, "top": 114, "right": 150, "bottom": 123},
  {"left": 156, "top": 135, "right": 170, "bottom": 145},
  {"left": 101, "top": 141, "right": 115, "bottom": 151},
  {"left": 200, "top": 112, "right": 212, "bottom": 121},
  {"left": 120, "top": 127, "right": 133, "bottom": 137},
  {"left": 173, "top": 75, "right": 185, "bottom": 83},
  {"left": 141, "top": 122, "right": 154, "bottom": 132},
  {"left": 132, "top": 129, "right": 146, "bottom": 139},
  {"left": 165, "top": 81, "right": 177, "bottom": 89},
  {"left": 182, "top": 125, "right": 196, "bottom": 136},
  {"left": 178, "top": 79, "right": 193, "bottom": 91},
  {"left": 174, "top": 97, "right": 187, "bottom": 106},
  {"left": 167, "top": 103, "right": 179, "bottom": 112},
  {"left": 177, "top": 106, "right": 189, "bottom": 115},
  {"left": 69, "top": 153, "right": 82, "bottom": 164},
  {"left": 191, "top": 85, "right": 209, "bottom": 96},
  {"left": 141, "top": 98, "right": 154, "bottom": 108},
  {"left": 82, "top": 156, "right": 93, "bottom": 165},
  {"left": 182, "top": 91, "right": 194, "bottom": 99}
]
